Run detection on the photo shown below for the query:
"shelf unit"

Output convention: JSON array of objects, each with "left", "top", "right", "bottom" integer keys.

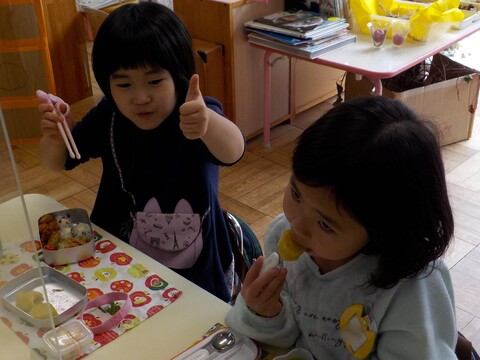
[
  {"left": 173, "top": 0, "right": 342, "bottom": 139},
  {"left": 0, "top": 0, "right": 55, "bottom": 139},
  {"left": 0, "top": 0, "right": 92, "bottom": 140}
]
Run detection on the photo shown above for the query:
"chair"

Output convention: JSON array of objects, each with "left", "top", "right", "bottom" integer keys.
[
  {"left": 456, "top": 332, "right": 480, "bottom": 360},
  {"left": 223, "top": 211, "right": 263, "bottom": 304}
]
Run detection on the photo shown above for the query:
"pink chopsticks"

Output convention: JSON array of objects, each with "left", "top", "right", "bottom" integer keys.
[{"left": 36, "top": 90, "right": 81, "bottom": 159}]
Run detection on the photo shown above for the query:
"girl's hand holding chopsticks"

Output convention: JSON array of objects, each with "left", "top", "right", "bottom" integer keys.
[{"left": 36, "top": 90, "right": 81, "bottom": 159}]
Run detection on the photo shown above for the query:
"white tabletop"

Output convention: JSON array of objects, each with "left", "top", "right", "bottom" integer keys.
[
  {"left": 254, "top": 20, "right": 480, "bottom": 146},
  {"left": 0, "top": 194, "right": 231, "bottom": 360},
  {"left": 299, "top": 21, "right": 480, "bottom": 78}
]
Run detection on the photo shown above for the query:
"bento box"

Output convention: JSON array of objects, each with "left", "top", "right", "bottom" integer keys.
[
  {"left": 38, "top": 208, "right": 95, "bottom": 266},
  {"left": 453, "top": 2, "right": 480, "bottom": 29},
  {"left": 0, "top": 267, "right": 87, "bottom": 328}
]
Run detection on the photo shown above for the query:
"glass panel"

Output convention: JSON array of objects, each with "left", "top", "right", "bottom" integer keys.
[
  {"left": 0, "top": 3, "right": 39, "bottom": 40},
  {"left": 0, "top": 50, "right": 49, "bottom": 98},
  {"left": 0, "top": 108, "right": 58, "bottom": 359}
]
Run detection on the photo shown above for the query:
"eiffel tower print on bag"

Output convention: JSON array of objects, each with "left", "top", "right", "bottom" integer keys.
[{"left": 130, "top": 197, "right": 209, "bottom": 269}]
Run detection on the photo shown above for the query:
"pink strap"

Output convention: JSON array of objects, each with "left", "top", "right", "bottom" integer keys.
[{"left": 79, "top": 292, "right": 132, "bottom": 334}]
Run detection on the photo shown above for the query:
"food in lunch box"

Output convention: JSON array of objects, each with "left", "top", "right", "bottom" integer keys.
[
  {"left": 277, "top": 229, "right": 305, "bottom": 261},
  {"left": 15, "top": 290, "right": 44, "bottom": 312},
  {"left": 15, "top": 290, "right": 58, "bottom": 318},
  {"left": 39, "top": 213, "right": 92, "bottom": 250},
  {"left": 29, "top": 303, "right": 58, "bottom": 319},
  {"left": 459, "top": 3, "right": 477, "bottom": 11}
]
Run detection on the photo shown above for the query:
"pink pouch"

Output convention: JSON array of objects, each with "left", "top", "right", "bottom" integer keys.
[{"left": 130, "top": 198, "right": 207, "bottom": 269}]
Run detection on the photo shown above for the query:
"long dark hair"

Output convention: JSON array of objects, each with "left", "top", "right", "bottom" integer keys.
[
  {"left": 293, "top": 96, "right": 454, "bottom": 288},
  {"left": 92, "top": 2, "right": 195, "bottom": 109}
]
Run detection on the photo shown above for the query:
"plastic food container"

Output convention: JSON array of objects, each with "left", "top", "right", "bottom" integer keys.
[
  {"left": 409, "top": 21, "right": 451, "bottom": 42},
  {"left": 38, "top": 208, "right": 95, "bottom": 266},
  {"left": 43, "top": 319, "right": 93, "bottom": 359},
  {"left": 459, "top": 0, "right": 480, "bottom": 12},
  {"left": 0, "top": 267, "right": 87, "bottom": 327},
  {"left": 452, "top": 9, "right": 480, "bottom": 29}
]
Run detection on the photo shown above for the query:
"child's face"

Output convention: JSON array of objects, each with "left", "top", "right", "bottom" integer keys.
[
  {"left": 283, "top": 177, "right": 368, "bottom": 273},
  {"left": 110, "top": 66, "right": 177, "bottom": 130}
]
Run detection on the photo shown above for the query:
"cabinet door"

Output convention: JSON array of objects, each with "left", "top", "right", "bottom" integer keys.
[
  {"left": 174, "top": 0, "right": 234, "bottom": 121},
  {"left": 292, "top": 60, "right": 344, "bottom": 114},
  {"left": 0, "top": 0, "right": 55, "bottom": 139},
  {"left": 42, "top": 0, "right": 92, "bottom": 104},
  {"left": 233, "top": 0, "right": 290, "bottom": 138}
]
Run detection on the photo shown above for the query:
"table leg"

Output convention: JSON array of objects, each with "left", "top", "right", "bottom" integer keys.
[
  {"left": 368, "top": 77, "right": 383, "bottom": 96},
  {"left": 290, "top": 57, "right": 297, "bottom": 123},
  {"left": 263, "top": 50, "right": 273, "bottom": 148}
]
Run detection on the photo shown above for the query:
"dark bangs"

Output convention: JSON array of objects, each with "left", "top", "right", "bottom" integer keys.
[{"left": 92, "top": 2, "right": 195, "bottom": 104}]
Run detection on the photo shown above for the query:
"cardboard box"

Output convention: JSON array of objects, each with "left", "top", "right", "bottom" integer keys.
[{"left": 345, "top": 54, "right": 479, "bottom": 146}]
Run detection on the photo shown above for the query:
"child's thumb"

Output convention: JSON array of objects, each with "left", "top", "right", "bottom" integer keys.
[{"left": 185, "top": 74, "right": 202, "bottom": 102}]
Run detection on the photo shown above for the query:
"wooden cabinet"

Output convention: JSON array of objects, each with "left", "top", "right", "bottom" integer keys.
[
  {"left": 173, "top": 0, "right": 342, "bottom": 139},
  {"left": 42, "top": 0, "right": 92, "bottom": 105},
  {"left": 292, "top": 59, "right": 343, "bottom": 114},
  {"left": 0, "top": 0, "right": 91, "bottom": 140}
]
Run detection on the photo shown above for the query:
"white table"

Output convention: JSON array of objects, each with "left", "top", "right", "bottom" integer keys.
[
  {"left": 254, "top": 21, "right": 480, "bottom": 146},
  {"left": 0, "top": 194, "right": 231, "bottom": 360}
]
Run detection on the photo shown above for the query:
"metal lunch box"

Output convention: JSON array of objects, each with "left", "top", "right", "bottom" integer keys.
[
  {"left": 0, "top": 266, "right": 87, "bottom": 328},
  {"left": 38, "top": 208, "right": 95, "bottom": 266}
]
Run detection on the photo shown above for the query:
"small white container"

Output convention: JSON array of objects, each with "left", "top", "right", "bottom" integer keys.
[{"left": 43, "top": 319, "right": 93, "bottom": 360}]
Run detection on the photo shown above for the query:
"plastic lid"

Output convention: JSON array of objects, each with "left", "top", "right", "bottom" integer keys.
[{"left": 43, "top": 319, "right": 93, "bottom": 359}]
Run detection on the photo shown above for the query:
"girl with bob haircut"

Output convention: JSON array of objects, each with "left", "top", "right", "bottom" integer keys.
[
  {"left": 38, "top": 2, "right": 245, "bottom": 303},
  {"left": 226, "top": 96, "right": 457, "bottom": 359}
]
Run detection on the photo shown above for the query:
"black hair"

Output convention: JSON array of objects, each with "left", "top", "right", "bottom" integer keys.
[
  {"left": 91, "top": 2, "right": 195, "bottom": 108},
  {"left": 292, "top": 96, "right": 454, "bottom": 288}
]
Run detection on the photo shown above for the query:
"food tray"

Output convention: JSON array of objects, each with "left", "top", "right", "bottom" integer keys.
[
  {"left": 459, "top": 1, "right": 480, "bottom": 12},
  {"left": 0, "top": 267, "right": 87, "bottom": 328},
  {"left": 39, "top": 208, "right": 95, "bottom": 266},
  {"left": 452, "top": 9, "right": 480, "bottom": 29}
]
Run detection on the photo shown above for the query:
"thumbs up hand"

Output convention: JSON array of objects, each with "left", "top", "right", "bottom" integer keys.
[{"left": 179, "top": 74, "right": 209, "bottom": 139}]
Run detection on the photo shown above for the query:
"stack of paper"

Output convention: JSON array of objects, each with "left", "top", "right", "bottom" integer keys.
[{"left": 244, "top": 9, "right": 356, "bottom": 59}]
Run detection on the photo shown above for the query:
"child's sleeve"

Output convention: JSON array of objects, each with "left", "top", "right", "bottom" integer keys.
[
  {"left": 225, "top": 293, "right": 299, "bottom": 349},
  {"left": 225, "top": 213, "right": 299, "bottom": 348},
  {"left": 204, "top": 96, "right": 224, "bottom": 116}
]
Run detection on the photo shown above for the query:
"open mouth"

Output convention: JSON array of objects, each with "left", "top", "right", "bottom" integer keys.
[{"left": 136, "top": 111, "right": 154, "bottom": 119}]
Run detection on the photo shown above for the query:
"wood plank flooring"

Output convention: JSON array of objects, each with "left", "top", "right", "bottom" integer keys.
[{"left": 1, "top": 39, "right": 480, "bottom": 351}]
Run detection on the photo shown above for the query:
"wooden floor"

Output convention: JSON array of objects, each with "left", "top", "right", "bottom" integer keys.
[{"left": 2, "top": 44, "right": 480, "bottom": 350}]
